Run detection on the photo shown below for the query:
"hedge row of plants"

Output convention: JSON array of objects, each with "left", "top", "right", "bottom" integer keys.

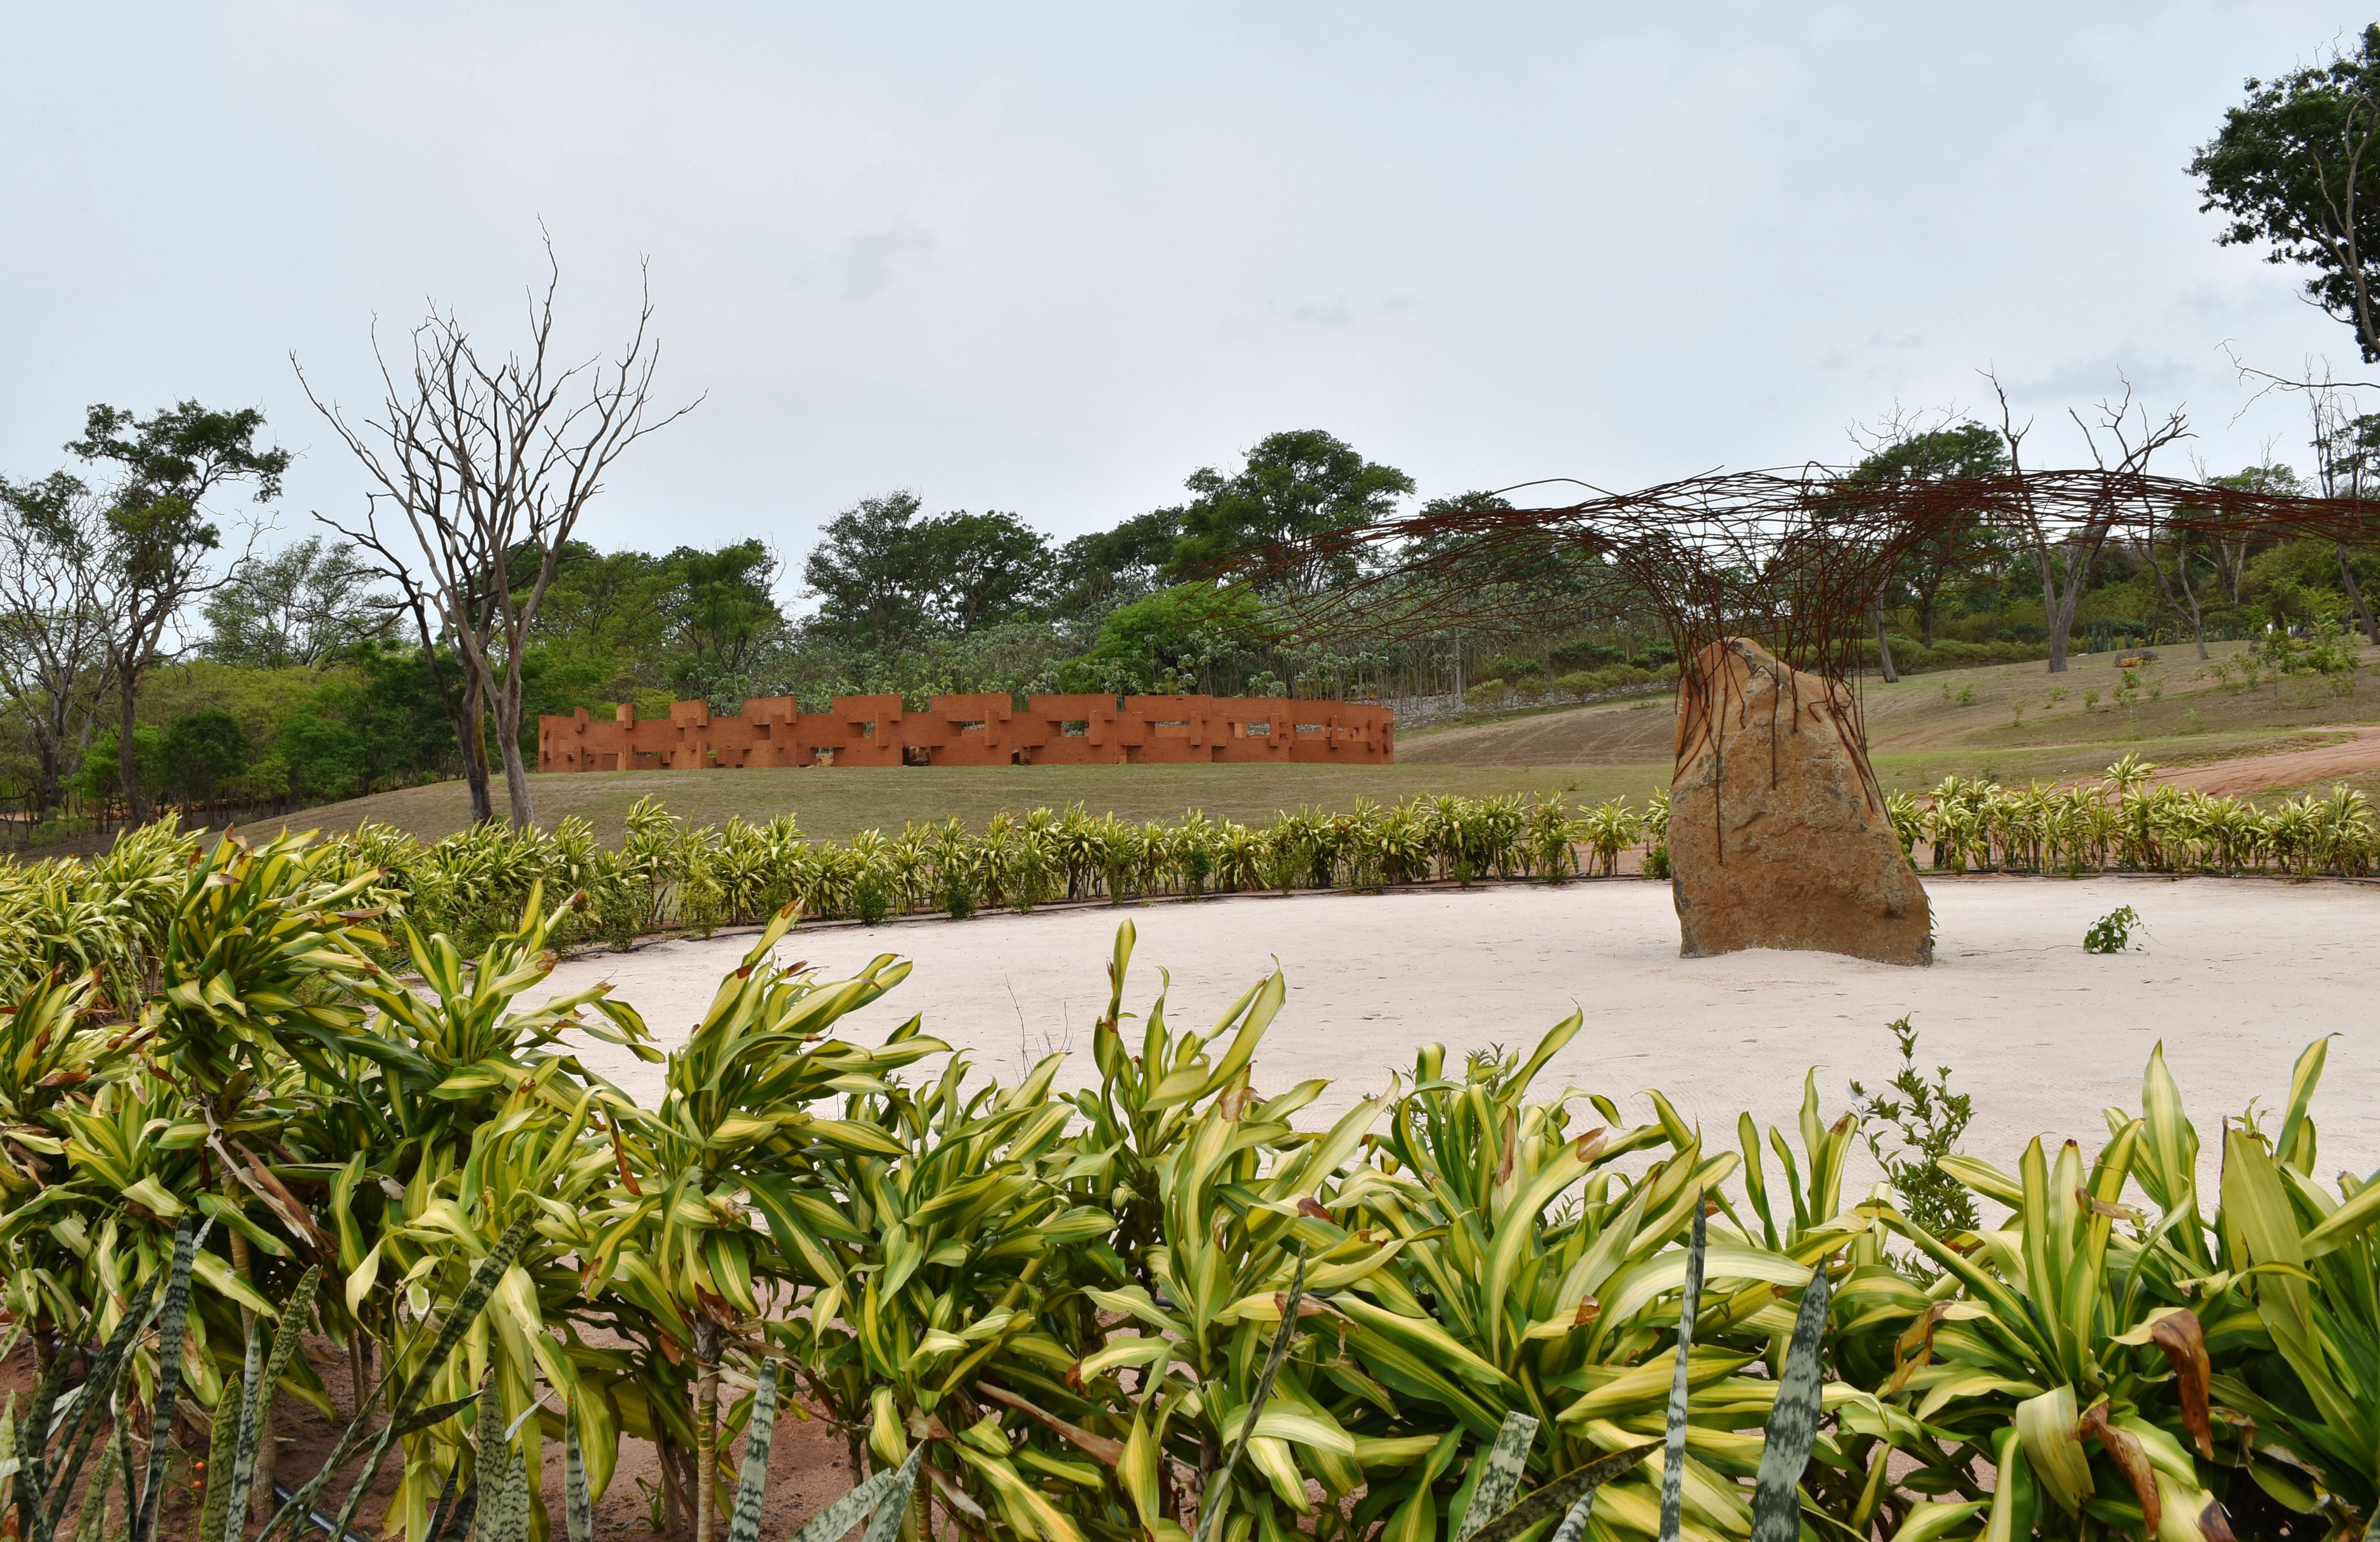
[
  {"left": 0, "top": 829, "right": 2372, "bottom": 1542},
  {"left": 0, "top": 793, "right": 1665, "bottom": 987},
  {"left": 0, "top": 764, "right": 2368, "bottom": 1015},
  {"left": 1893, "top": 755, "right": 2378, "bottom": 878}
]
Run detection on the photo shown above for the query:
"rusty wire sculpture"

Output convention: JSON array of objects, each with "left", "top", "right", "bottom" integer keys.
[
  {"left": 1232, "top": 466, "right": 2380, "bottom": 908},
  {"left": 1241, "top": 465, "right": 2378, "bottom": 762}
]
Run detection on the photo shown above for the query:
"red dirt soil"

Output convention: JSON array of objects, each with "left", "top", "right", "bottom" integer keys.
[
  {"left": 1, "top": 1335, "right": 857, "bottom": 1540},
  {"left": 2152, "top": 725, "right": 2380, "bottom": 798}
]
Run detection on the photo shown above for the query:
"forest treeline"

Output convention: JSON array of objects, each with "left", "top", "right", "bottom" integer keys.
[{"left": 3, "top": 411, "right": 2378, "bottom": 838}]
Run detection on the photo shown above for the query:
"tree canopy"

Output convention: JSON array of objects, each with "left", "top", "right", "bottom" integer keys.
[
  {"left": 802, "top": 493, "right": 1055, "bottom": 647},
  {"left": 1168, "top": 429, "right": 1414, "bottom": 591},
  {"left": 1846, "top": 424, "right": 2012, "bottom": 641},
  {"left": 2191, "top": 25, "right": 2380, "bottom": 360}
]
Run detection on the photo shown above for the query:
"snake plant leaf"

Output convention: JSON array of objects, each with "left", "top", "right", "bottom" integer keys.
[
  {"left": 1548, "top": 1491, "right": 1597, "bottom": 1542},
  {"left": 727, "top": 1363, "right": 780, "bottom": 1542},
  {"left": 564, "top": 1401, "right": 595, "bottom": 1542},
  {"left": 480, "top": 1438, "right": 532, "bottom": 1542},
  {"left": 1453, "top": 1412, "right": 1539, "bottom": 1542},
  {"left": 13, "top": 1313, "right": 75, "bottom": 1542},
  {"left": 34, "top": 1263, "right": 165, "bottom": 1542},
  {"left": 130, "top": 1215, "right": 206, "bottom": 1542},
  {"left": 1659, "top": 1205, "right": 1707, "bottom": 1542},
  {"left": 1463, "top": 1442, "right": 1661, "bottom": 1542},
  {"left": 1749, "top": 1258, "right": 1833, "bottom": 1542},
  {"left": 391, "top": 1396, "right": 482, "bottom": 1441},
  {"left": 316, "top": 1212, "right": 538, "bottom": 1542},
  {"left": 68, "top": 1430, "right": 116, "bottom": 1542},
  {"left": 783, "top": 1447, "right": 921, "bottom": 1542},
  {"left": 225, "top": 1266, "right": 322, "bottom": 1542},
  {"left": 857, "top": 1447, "right": 925, "bottom": 1542},
  {"left": 197, "top": 1375, "right": 241, "bottom": 1542},
  {"left": 422, "top": 1461, "right": 465, "bottom": 1542}
]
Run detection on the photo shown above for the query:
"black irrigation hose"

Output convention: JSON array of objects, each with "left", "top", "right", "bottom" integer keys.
[{"left": 271, "top": 1481, "right": 374, "bottom": 1542}]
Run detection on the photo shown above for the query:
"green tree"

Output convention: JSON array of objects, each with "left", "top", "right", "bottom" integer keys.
[
  {"left": 277, "top": 705, "right": 368, "bottom": 803},
  {"left": 911, "top": 511, "right": 1051, "bottom": 632},
  {"left": 161, "top": 708, "right": 249, "bottom": 802},
  {"left": 802, "top": 494, "right": 1053, "bottom": 647},
  {"left": 202, "top": 535, "right": 394, "bottom": 669},
  {"left": 2190, "top": 25, "right": 2380, "bottom": 360},
  {"left": 2308, "top": 407, "right": 2380, "bottom": 642},
  {"left": 1049, "top": 508, "right": 1180, "bottom": 621},
  {"left": 1847, "top": 423, "right": 2011, "bottom": 642},
  {"left": 1056, "top": 583, "right": 1261, "bottom": 694},
  {"left": 67, "top": 725, "right": 167, "bottom": 807},
  {"left": 67, "top": 401, "right": 290, "bottom": 822},
  {"left": 663, "top": 539, "right": 785, "bottom": 700},
  {"left": 524, "top": 541, "right": 674, "bottom": 693},
  {"left": 802, "top": 492, "right": 932, "bottom": 648},
  {"left": 1168, "top": 429, "right": 1414, "bottom": 592}
]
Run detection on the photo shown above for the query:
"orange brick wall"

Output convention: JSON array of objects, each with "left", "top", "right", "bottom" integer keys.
[{"left": 537, "top": 693, "right": 1393, "bottom": 771}]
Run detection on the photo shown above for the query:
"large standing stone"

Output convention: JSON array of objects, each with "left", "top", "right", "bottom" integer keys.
[{"left": 1669, "top": 637, "right": 1931, "bottom": 965}]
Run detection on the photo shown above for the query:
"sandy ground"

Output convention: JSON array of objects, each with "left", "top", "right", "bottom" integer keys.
[
  {"left": 2155, "top": 724, "right": 2380, "bottom": 798},
  {"left": 553, "top": 876, "right": 2380, "bottom": 1196}
]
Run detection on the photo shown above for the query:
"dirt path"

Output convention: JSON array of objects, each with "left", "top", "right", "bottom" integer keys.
[{"left": 2154, "top": 725, "right": 2380, "bottom": 798}]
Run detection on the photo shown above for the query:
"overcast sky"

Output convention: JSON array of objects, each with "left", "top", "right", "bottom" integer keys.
[{"left": 3, "top": 3, "right": 2371, "bottom": 596}]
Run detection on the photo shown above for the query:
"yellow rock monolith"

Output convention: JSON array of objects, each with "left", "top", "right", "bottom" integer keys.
[{"left": 1669, "top": 637, "right": 1931, "bottom": 966}]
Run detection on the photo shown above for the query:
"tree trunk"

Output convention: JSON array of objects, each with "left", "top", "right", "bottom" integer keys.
[
  {"left": 116, "top": 660, "right": 146, "bottom": 823},
  {"left": 2038, "top": 557, "right": 2071, "bottom": 674},
  {"left": 458, "top": 672, "right": 494, "bottom": 826},
  {"left": 2145, "top": 536, "right": 2210, "bottom": 660},
  {"left": 497, "top": 700, "right": 536, "bottom": 830},
  {"left": 657, "top": 1429, "right": 695, "bottom": 1541},
  {"left": 694, "top": 1367, "right": 719, "bottom": 1542},
  {"left": 1872, "top": 604, "right": 1898, "bottom": 683},
  {"left": 2339, "top": 546, "right": 2380, "bottom": 646},
  {"left": 2038, "top": 530, "right": 2113, "bottom": 675}
]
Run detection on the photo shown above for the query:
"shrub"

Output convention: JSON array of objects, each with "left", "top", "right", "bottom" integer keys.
[
  {"left": 1848, "top": 1015, "right": 1979, "bottom": 1269},
  {"left": 2084, "top": 904, "right": 2140, "bottom": 953},
  {"left": 2, "top": 879, "right": 2367, "bottom": 1542}
]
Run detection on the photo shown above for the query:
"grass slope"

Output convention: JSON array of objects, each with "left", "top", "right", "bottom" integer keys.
[
  {"left": 1402, "top": 638, "right": 2380, "bottom": 798},
  {"left": 287, "top": 762, "right": 1637, "bottom": 845},
  {"left": 221, "top": 640, "right": 2380, "bottom": 848}
]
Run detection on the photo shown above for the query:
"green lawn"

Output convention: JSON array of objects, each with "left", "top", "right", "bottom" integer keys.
[{"left": 287, "top": 762, "right": 1665, "bottom": 845}]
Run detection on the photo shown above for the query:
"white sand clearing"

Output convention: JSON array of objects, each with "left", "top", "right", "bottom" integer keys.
[{"left": 549, "top": 876, "right": 2380, "bottom": 1195}]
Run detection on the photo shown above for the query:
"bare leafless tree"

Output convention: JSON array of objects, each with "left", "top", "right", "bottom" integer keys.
[
  {"left": 1984, "top": 371, "right": 2192, "bottom": 672},
  {"left": 297, "top": 241, "right": 698, "bottom": 827},
  {"left": 0, "top": 474, "right": 118, "bottom": 816},
  {"left": 2306, "top": 380, "right": 2380, "bottom": 644}
]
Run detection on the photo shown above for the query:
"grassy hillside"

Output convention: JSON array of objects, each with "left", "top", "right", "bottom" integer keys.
[
  {"left": 163, "top": 640, "right": 2380, "bottom": 849},
  {"left": 281, "top": 762, "right": 1656, "bottom": 845},
  {"left": 1403, "top": 637, "right": 2380, "bottom": 797}
]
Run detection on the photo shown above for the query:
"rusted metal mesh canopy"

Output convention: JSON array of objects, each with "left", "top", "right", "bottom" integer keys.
[{"left": 1240, "top": 467, "right": 2380, "bottom": 782}]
